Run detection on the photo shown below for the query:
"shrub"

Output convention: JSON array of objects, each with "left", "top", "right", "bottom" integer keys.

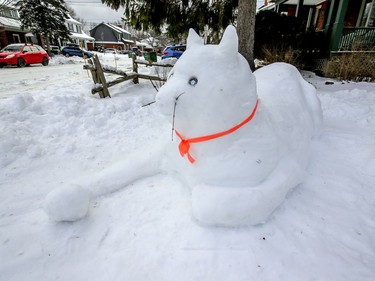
[
  {"left": 260, "top": 45, "right": 303, "bottom": 69},
  {"left": 324, "top": 52, "right": 375, "bottom": 81}
]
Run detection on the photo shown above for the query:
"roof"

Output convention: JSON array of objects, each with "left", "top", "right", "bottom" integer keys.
[
  {"left": 94, "top": 41, "right": 125, "bottom": 45},
  {"left": 122, "top": 38, "right": 135, "bottom": 44},
  {"left": 276, "top": 0, "right": 326, "bottom": 5},
  {"left": 136, "top": 41, "right": 147, "bottom": 46},
  {"left": 105, "top": 23, "right": 131, "bottom": 35},
  {"left": 70, "top": 32, "right": 95, "bottom": 41},
  {"left": 0, "top": 16, "right": 22, "bottom": 30},
  {"left": 66, "top": 15, "right": 82, "bottom": 26}
]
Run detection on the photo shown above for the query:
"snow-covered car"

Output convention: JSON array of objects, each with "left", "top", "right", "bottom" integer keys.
[
  {"left": 104, "top": 48, "right": 118, "bottom": 54},
  {"left": 61, "top": 44, "right": 93, "bottom": 58},
  {"left": 0, "top": 43, "right": 50, "bottom": 68}
]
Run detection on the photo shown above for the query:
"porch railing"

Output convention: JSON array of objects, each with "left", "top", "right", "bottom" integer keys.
[{"left": 338, "top": 27, "right": 375, "bottom": 51}]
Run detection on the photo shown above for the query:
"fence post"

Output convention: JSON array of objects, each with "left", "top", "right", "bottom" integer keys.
[
  {"left": 132, "top": 53, "right": 139, "bottom": 84},
  {"left": 93, "top": 55, "right": 111, "bottom": 98}
]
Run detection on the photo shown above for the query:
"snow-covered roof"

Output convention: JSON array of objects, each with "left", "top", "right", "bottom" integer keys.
[
  {"left": 70, "top": 32, "right": 95, "bottom": 41},
  {"left": 122, "top": 38, "right": 134, "bottom": 44},
  {"left": 135, "top": 41, "right": 153, "bottom": 50},
  {"left": 66, "top": 15, "right": 82, "bottom": 26},
  {"left": 0, "top": 16, "right": 22, "bottom": 30},
  {"left": 140, "top": 39, "right": 157, "bottom": 48},
  {"left": 136, "top": 41, "right": 147, "bottom": 47},
  {"left": 105, "top": 23, "right": 131, "bottom": 35},
  {"left": 94, "top": 41, "right": 125, "bottom": 45}
]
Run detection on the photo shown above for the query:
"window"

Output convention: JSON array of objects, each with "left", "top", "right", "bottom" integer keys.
[
  {"left": 3, "top": 45, "right": 22, "bottom": 52},
  {"left": 12, "top": 34, "right": 20, "bottom": 43},
  {"left": 23, "top": 46, "right": 32, "bottom": 53},
  {"left": 10, "top": 9, "right": 18, "bottom": 18},
  {"left": 67, "top": 23, "right": 74, "bottom": 32},
  {"left": 1, "top": 9, "right": 11, "bottom": 17}
]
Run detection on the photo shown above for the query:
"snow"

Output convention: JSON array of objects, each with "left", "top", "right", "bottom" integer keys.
[
  {"left": 45, "top": 184, "right": 90, "bottom": 222},
  {"left": 0, "top": 16, "right": 21, "bottom": 29},
  {"left": 0, "top": 49, "right": 375, "bottom": 280}
]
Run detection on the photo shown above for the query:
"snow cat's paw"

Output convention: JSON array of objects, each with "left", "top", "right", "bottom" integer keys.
[
  {"left": 44, "top": 184, "right": 91, "bottom": 222},
  {"left": 191, "top": 182, "right": 292, "bottom": 227}
]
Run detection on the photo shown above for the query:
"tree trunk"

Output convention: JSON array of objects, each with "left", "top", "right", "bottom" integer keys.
[
  {"left": 237, "top": 0, "right": 257, "bottom": 71},
  {"left": 45, "top": 34, "right": 51, "bottom": 55}
]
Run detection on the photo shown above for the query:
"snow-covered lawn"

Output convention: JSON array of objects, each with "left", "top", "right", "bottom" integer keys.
[{"left": 0, "top": 54, "right": 374, "bottom": 280}]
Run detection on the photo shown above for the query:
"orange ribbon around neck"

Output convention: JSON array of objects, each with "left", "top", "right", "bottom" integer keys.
[{"left": 175, "top": 99, "right": 259, "bottom": 164}]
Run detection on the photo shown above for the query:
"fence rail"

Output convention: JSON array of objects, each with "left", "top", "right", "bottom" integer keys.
[
  {"left": 83, "top": 54, "right": 174, "bottom": 98},
  {"left": 338, "top": 27, "right": 375, "bottom": 51}
]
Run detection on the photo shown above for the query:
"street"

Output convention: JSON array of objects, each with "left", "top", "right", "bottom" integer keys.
[{"left": 0, "top": 63, "right": 86, "bottom": 98}]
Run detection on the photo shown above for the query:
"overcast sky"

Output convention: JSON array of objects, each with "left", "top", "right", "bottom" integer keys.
[
  {"left": 65, "top": 0, "right": 125, "bottom": 23},
  {"left": 65, "top": 0, "right": 265, "bottom": 24}
]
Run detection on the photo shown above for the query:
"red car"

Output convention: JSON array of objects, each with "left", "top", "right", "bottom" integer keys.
[{"left": 0, "top": 43, "right": 50, "bottom": 68}]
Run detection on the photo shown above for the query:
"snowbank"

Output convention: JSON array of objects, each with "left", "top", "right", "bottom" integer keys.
[{"left": 0, "top": 54, "right": 374, "bottom": 280}]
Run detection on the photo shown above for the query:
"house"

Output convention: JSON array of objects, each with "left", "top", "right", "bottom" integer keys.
[
  {"left": 89, "top": 22, "right": 134, "bottom": 51},
  {"left": 260, "top": 0, "right": 375, "bottom": 53},
  {"left": 138, "top": 39, "right": 154, "bottom": 52},
  {"left": 0, "top": 5, "right": 30, "bottom": 48},
  {"left": 0, "top": 5, "right": 94, "bottom": 50},
  {"left": 62, "top": 15, "right": 94, "bottom": 49}
]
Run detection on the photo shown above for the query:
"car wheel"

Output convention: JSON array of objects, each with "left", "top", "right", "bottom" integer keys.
[
  {"left": 42, "top": 57, "right": 49, "bottom": 66},
  {"left": 65, "top": 53, "right": 70, "bottom": 57},
  {"left": 17, "top": 58, "right": 26, "bottom": 68}
]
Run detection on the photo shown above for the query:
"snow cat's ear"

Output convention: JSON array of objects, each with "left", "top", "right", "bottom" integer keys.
[
  {"left": 186, "top": 28, "right": 203, "bottom": 50},
  {"left": 219, "top": 25, "right": 238, "bottom": 61}
]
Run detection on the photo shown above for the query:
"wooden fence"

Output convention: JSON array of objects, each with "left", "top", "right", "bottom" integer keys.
[{"left": 83, "top": 54, "right": 174, "bottom": 98}]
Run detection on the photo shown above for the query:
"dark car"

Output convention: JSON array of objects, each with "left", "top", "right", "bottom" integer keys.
[
  {"left": 161, "top": 44, "right": 186, "bottom": 60},
  {"left": 50, "top": 45, "right": 61, "bottom": 55},
  {"left": 61, "top": 44, "right": 93, "bottom": 58},
  {"left": 0, "top": 43, "right": 49, "bottom": 68}
]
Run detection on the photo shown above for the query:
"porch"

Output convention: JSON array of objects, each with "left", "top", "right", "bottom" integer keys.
[{"left": 270, "top": 0, "right": 375, "bottom": 53}]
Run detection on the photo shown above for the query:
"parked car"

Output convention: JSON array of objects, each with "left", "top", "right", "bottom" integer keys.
[
  {"left": 131, "top": 47, "right": 142, "bottom": 56},
  {"left": 104, "top": 48, "right": 118, "bottom": 54},
  {"left": 0, "top": 43, "right": 49, "bottom": 68},
  {"left": 94, "top": 46, "right": 104, "bottom": 52},
  {"left": 161, "top": 44, "right": 186, "bottom": 59},
  {"left": 50, "top": 45, "right": 60, "bottom": 55},
  {"left": 61, "top": 44, "right": 93, "bottom": 58}
]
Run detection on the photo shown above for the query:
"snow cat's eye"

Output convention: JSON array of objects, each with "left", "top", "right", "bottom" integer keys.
[
  {"left": 188, "top": 77, "right": 198, "bottom": 86},
  {"left": 168, "top": 71, "right": 174, "bottom": 79}
]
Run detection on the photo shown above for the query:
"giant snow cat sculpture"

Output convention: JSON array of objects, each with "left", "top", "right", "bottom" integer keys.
[{"left": 45, "top": 25, "right": 322, "bottom": 226}]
